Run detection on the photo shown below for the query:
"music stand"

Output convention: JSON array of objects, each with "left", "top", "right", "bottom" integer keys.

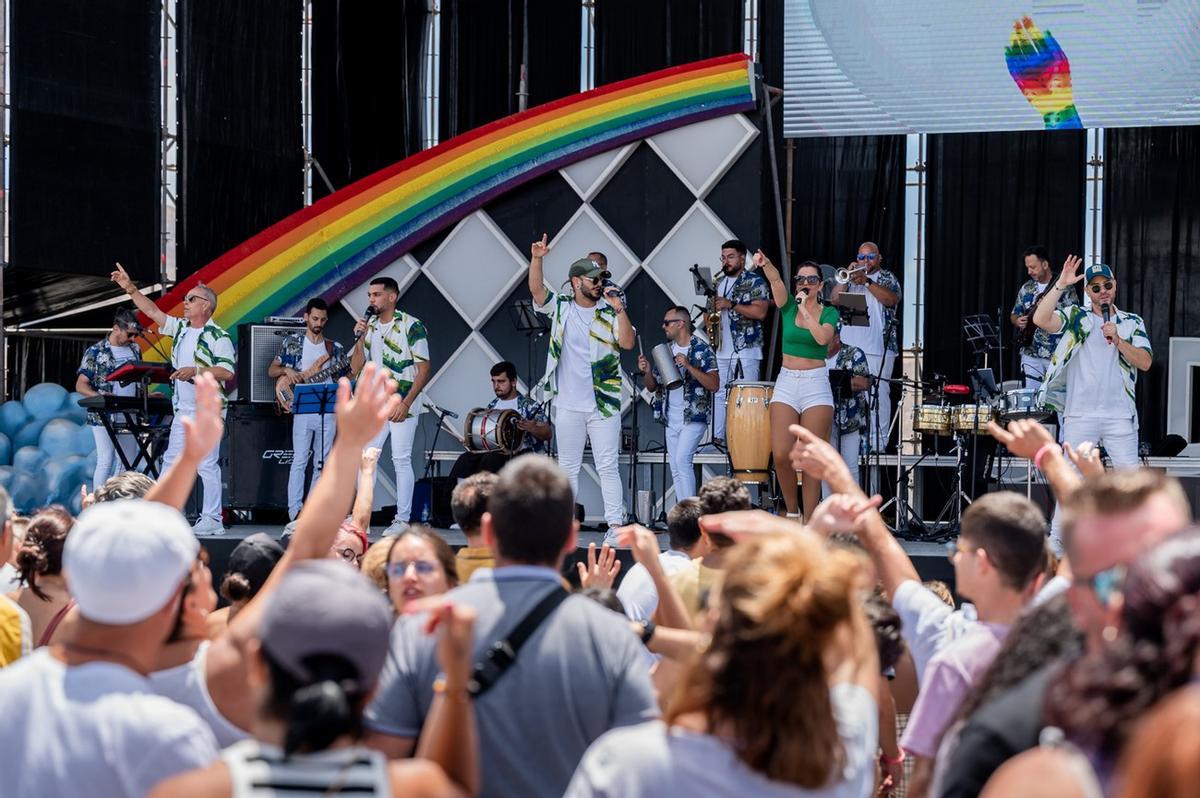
[
  {"left": 292, "top": 383, "right": 338, "bottom": 472},
  {"left": 963, "top": 314, "right": 1000, "bottom": 357},
  {"left": 692, "top": 266, "right": 716, "bottom": 298},
  {"left": 510, "top": 299, "right": 550, "bottom": 390},
  {"left": 833, "top": 292, "right": 869, "bottom": 327}
]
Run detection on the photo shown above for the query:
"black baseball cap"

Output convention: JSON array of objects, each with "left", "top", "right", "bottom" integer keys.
[{"left": 226, "top": 533, "right": 285, "bottom": 596}]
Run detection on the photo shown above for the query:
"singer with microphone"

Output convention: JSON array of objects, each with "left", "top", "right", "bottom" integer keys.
[
  {"left": 350, "top": 276, "right": 431, "bottom": 536},
  {"left": 710, "top": 239, "right": 771, "bottom": 447},
  {"left": 1032, "top": 257, "right": 1152, "bottom": 474},
  {"left": 758, "top": 254, "right": 839, "bottom": 522},
  {"left": 75, "top": 308, "right": 145, "bottom": 490}
]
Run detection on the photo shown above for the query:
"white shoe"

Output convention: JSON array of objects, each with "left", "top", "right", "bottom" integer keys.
[
  {"left": 602, "top": 528, "right": 624, "bottom": 548},
  {"left": 192, "top": 517, "right": 227, "bottom": 536},
  {"left": 283, "top": 519, "right": 298, "bottom": 535},
  {"left": 383, "top": 519, "right": 410, "bottom": 536}
]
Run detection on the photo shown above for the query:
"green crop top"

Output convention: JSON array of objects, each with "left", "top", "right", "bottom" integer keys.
[{"left": 780, "top": 297, "right": 839, "bottom": 359}]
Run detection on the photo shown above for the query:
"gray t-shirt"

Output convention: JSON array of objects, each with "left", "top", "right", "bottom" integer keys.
[
  {"left": 564, "top": 683, "right": 877, "bottom": 798},
  {"left": 365, "top": 565, "right": 659, "bottom": 798}
]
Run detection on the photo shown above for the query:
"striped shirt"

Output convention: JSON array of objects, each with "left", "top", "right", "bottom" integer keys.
[{"left": 223, "top": 740, "right": 391, "bottom": 797}]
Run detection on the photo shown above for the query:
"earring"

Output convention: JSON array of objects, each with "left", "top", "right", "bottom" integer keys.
[{"left": 1102, "top": 625, "right": 1118, "bottom": 643}]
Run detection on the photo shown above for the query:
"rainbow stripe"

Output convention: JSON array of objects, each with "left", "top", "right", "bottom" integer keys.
[
  {"left": 1004, "top": 16, "right": 1082, "bottom": 130},
  {"left": 140, "top": 54, "right": 755, "bottom": 356}
]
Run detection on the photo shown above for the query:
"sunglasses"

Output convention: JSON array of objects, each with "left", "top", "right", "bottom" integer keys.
[
  {"left": 387, "top": 559, "right": 439, "bottom": 578},
  {"left": 1089, "top": 281, "right": 1114, "bottom": 294},
  {"left": 856, "top": 253, "right": 878, "bottom": 262},
  {"left": 795, "top": 275, "right": 822, "bottom": 285},
  {"left": 1073, "top": 563, "right": 1126, "bottom": 606},
  {"left": 662, "top": 319, "right": 683, "bottom": 327},
  {"left": 335, "top": 547, "right": 364, "bottom": 566},
  {"left": 183, "top": 294, "right": 209, "bottom": 304}
]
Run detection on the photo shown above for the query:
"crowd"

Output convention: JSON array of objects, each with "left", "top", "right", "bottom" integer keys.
[{"left": 0, "top": 365, "right": 1198, "bottom": 798}]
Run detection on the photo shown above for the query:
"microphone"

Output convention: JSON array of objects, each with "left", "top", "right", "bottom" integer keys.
[
  {"left": 1101, "top": 303, "right": 1113, "bottom": 344},
  {"left": 354, "top": 306, "right": 378, "bottom": 342},
  {"left": 424, "top": 400, "right": 458, "bottom": 419}
]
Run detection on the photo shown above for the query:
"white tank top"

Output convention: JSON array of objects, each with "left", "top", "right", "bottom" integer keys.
[
  {"left": 149, "top": 640, "right": 249, "bottom": 748},
  {"left": 223, "top": 740, "right": 392, "bottom": 797}
]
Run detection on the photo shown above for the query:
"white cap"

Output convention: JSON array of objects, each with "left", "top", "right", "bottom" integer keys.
[{"left": 63, "top": 499, "right": 199, "bottom": 625}]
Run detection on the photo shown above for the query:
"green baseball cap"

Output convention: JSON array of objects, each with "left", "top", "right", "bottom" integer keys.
[{"left": 568, "top": 258, "right": 610, "bottom": 281}]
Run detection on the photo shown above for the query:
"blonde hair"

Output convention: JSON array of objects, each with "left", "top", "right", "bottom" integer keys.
[
  {"left": 666, "top": 533, "right": 866, "bottom": 787},
  {"left": 1062, "top": 470, "right": 1191, "bottom": 553},
  {"left": 361, "top": 536, "right": 394, "bottom": 593}
]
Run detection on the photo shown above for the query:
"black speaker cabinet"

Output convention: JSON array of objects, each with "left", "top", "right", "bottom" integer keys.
[
  {"left": 237, "top": 323, "right": 301, "bottom": 403},
  {"left": 223, "top": 402, "right": 297, "bottom": 510}
]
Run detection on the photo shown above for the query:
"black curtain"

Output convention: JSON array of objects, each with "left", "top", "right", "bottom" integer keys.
[
  {"left": 438, "top": 0, "right": 581, "bottom": 140},
  {"left": 595, "top": 0, "right": 743, "bottom": 86},
  {"left": 1104, "top": 126, "right": 1200, "bottom": 448},
  {"left": 311, "top": 0, "right": 424, "bottom": 199},
  {"left": 178, "top": 0, "right": 303, "bottom": 278},
  {"left": 924, "top": 132, "right": 1086, "bottom": 384}
]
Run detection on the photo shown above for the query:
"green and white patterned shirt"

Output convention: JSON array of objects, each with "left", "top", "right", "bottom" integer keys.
[
  {"left": 159, "top": 315, "right": 235, "bottom": 411},
  {"left": 362, "top": 312, "right": 430, "bottom": 400},
  {"left": 533, "top": 287, "right": 623, "bottom": 418},
  {"left": 1037, "top": 304, "right": 1152, "bottom": 417}
]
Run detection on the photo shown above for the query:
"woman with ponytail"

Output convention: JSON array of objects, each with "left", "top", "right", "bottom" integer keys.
[
  {"left": 151, "top": 560, "right": 478, "bottom": 798},
  {"left": 567, "top": 523, "right": 880, "bottom": 797},
  {"left": 13, "top": 506, "right": 74, "bottom": 646}
]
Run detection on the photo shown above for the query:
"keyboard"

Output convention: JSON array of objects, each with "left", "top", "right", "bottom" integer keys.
[{"left": 78, "top": 395, "right": 173, "bottom": 415}]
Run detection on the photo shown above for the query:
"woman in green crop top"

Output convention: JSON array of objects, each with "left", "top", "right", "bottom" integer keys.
[{"left": 754, "top": 252, "right": 837, "bottom": 521}]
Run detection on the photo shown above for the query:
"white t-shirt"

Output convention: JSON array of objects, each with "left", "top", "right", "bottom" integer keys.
[
  {"left": 717, "top": 274, "right": 763, "bottom": 359},
  {"left": 300, "top": 336, "right": 328, "bottom": 373},
  {"left": 564, "top": 683, "right": 877, "bottom": 798},
  {"left": 492, "top": 397, "right": 519, "bottom": 411},
  {"left": 557, "top": 303, "right": 597, "bottom": 413},
  {"left": 172, "top": 328, "right": 201, "bottom": 410},
  {"left": 108, "top": 344, "right": 138, "bottom": 398},
  {"left": 1065, "top": 318, "right": 1127, "bottom": 418},
  {"left": 616, "top": 549, "right": 694, "bottom": 622},
  {"left": 367, "top": 320, "right": 396, "bottom": 368},
  {"left": 149, "top": 641, "right": 249, "bottom": 748},
  {"left": 666, "top": 342, "right": 688, "bottom": 426},
  {"left": 0, "top": 649, "right": 218, "bottom": 798},
  {"left": 838, "top": 280, "right": 884, "bottom": 357}
]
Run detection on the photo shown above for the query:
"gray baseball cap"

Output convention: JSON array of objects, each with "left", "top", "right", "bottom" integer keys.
[{"left": 258, "top": 560, "right": 394, "bottom": 687}]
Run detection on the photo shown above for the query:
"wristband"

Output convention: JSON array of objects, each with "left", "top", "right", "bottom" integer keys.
[
  {"left": 879, "top": 749, "right": 905, "bottom": 766},
  {"left": 640, "top": 620, "right": 657, "bottom": 645},
  {"left": 1033, "top": 442, "right": 1060, "bottom": 471}
]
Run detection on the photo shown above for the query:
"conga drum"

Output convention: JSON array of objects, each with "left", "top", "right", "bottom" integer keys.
[
  {"left": 463, "top": 408, "right": 525, "bottom": 454},
  {"left": 726, "top": 381, "right": 774, "bottom": 483}
]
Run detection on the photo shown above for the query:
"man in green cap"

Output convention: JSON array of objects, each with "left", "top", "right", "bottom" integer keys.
[{"left": 527, "top": 233, "right": 635, "bottom": 540}]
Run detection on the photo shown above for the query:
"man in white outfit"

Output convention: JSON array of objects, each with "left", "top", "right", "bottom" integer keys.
[
  {"left": 112, "top": 263, "right": 234, "bottom": 535},
  {"left": 76, "top": 309, "right": 143, "bottom": 489}
]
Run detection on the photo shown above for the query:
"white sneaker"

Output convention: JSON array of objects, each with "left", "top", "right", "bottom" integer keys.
[
  {"left": 602, "top": 527, "right": 624, "bottom": 548},
  {"left": 191, "top": 517, "right": 227, "bottom": 536},
  {"left": 383, "top": 519, "right": 410, "bottom": 536},
  {"left": 283, "top": 519, "right": 298, "bottom": 535}
]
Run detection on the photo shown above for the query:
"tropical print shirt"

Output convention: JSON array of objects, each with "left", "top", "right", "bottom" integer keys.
[
  {"left": 77, "top": 338, "right": 142, "bottom": 425},
  {"left": 1011, "top": 279, "right": 1077, "bottom": 359},
  {"left": 160, "top": 315, "right": 236, "bottom": 410},
  {"left": 275, "top": 333, "right": 348, "bottom": 381},
  {"left": 533, "top": 288, "right": 623, "bottom": 418},
  {"left": 873, "top": 268, "right": 903, "bottom": 354},
  {"left": 1037, "top": 304, "right": 1152, "bottom": 417},
  {"left": 362, "top": 312, "right": 429, "bottom": 400},
  {"left": 717, "top": 268, "right": 772, "bottom": 353},
  {"left": 831, "top": 343, "right": 871, "bottom": 435},
  {"left": 650, "top": 335, "right": 719, "bottom": 425},
  {"left": 487, "top": 393, "right": 549, "bottom": 454}
]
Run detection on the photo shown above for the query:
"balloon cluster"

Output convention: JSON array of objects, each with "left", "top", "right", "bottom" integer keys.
[{"left": 0, "top": 383, "right": 96, "bottom": 515}]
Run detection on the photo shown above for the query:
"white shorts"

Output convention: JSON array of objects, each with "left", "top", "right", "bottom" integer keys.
[{"left": 769, "top": 366, "right": 834, "bottom": 414}]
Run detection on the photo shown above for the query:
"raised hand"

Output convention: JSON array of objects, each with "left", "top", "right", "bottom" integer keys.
[
  {"left": 1005, "top": 16, "right": 1082, "bottom": 130},
  {"left": 1057, "top": 254, "right": 1084, "bottom": 287},
  {"left": 576, "top": 542, "right": 620, "bottom": 590},
  {"left": 1064, "top": 440, "right": 1105, "bottom": 478},
  {"left": 808, "top": 493, "right": 883, "bottom": 538},
  {"left": 360, "top": 446, "right": 382, "bottom": 470},
  {"left": 334, "top": 363, "right": 401, "bottom": 449},
  {"left": 413, "top": 600, "right": 477, "bottom": 690},
  {"left": 752, "top": 249, "right": 771, "bottom": 270},
  {"left": 987, "top": 418, "right": 1055, "bottom": 460},
  {"left": 613, "top": 525, "right": 661, "bottom": 572},
  {"left": 637, "top": 354, "right": 650, "bottom": 374},
  {"left": 789, "top": 423, "right": 853, "bottom": 491},
  {"left": 180, "top": 373, "right": 225, "bottom": 459},
  {"left": 110, "top": 261, "right": 134, "bottom": 291},
  {"left": 531, "top": 233, "right": 549, "bottom": 259}
]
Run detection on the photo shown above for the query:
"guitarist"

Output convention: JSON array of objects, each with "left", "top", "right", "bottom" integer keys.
[
  {"left": 269, "top": 297, "right": 347, "bottom": 529},
  {"left": 1010, "top": 245, "right": 1076, "bottom": 389}
]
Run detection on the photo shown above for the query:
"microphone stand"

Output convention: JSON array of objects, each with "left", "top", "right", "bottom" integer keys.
[{"left": 421, "top": 401, "right": 457, "bottom": 479}]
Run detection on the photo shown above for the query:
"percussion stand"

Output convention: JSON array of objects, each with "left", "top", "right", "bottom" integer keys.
[
  {"left": 926, "top": 430, "right": 973, "bottom": 539},
  {"left": 420, "top": 402, "right": 457, "bottom": 480}
]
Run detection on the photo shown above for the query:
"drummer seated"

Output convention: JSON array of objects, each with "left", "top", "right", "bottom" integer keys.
[{"left": 448, "top": 361, "right": 551, "bottom": 483}]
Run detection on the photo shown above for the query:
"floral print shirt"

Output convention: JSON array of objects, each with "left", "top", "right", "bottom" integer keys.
[
  {"left": 1011, "top": 279, "right": 1077, "bottom": 359},
  {"left": 650, "top": 336, "right": 719, "bottom": 425},
  {"left": 77, "top": 338, "right": 142, "bottom": 425}
]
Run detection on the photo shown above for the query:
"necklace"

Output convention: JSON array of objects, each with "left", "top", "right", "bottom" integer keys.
[{"left": 62, "top": 641, "right": 146, "bottom": 674}]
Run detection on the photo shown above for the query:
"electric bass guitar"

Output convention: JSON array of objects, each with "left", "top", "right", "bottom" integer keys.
[{"left": 275, "top": 351, "right": 351, "bottom": 413}]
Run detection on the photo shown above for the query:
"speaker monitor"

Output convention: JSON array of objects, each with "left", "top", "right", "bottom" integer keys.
[
  {"left": 223, "top": 402, "right": 310, "bottom": 510},
  {"left": 237, "top": 323, "right": 300, "bottom": 403}
]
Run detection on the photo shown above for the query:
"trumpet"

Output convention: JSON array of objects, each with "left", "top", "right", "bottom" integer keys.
[{"left": 835, "top": 265, "right": 870, "bottom": 284}]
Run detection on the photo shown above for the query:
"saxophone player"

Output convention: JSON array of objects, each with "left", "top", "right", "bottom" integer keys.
[{"left": 711, "top": 239, "right": 771, "bottom": 446}]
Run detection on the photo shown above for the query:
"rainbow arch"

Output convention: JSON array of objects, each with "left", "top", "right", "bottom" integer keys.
[{"left": 139, "top": 53, "right": 756, "bottom": 356}]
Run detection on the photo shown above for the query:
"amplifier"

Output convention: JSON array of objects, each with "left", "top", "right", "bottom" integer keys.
[
  {"left": 223, "top": 402, "right": 298, "bottom": 510},
  {"left": 237, "top": 323, "right": 296, "bottom": 403}
]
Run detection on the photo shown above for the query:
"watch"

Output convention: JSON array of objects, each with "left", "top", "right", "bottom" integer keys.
[{"left": 639, "top": 620, "right": 656, "bottom": 645}]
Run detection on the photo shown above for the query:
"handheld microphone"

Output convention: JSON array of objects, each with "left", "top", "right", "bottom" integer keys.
[
  {"left": 1101, "top": 303, "right": 1113, "bottom": 344},
  {"left": 354, "top": 306, "right": 378, "bottom": 342}
]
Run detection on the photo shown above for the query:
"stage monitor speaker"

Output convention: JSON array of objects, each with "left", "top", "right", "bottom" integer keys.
[
  {"left": 224, "top": 402, "right": 300, "bottom": 510},
  {"left": 237, "top": 323, "right": 299, "bottom": 403}
]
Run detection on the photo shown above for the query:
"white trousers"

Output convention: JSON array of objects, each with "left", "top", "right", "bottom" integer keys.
[
  {"left": 862, "top": 352, "right": 896, "bottom": 451},
  {"left": 162, "top": 411, "right": 223, "bottom": 522},
  {"left": 90, "top": 424, "right": 138, "bottom": 490},
  {"left": 822, "top": 427, "right": 861, "bottom": 499},
  {"left": 714, "top": 353, "right": 762, "bottom": 441},
  {"left": 287, "top": 412, "right": 336, "bottom": 518},
  {"left": 555, "top": 407, "right": 624, "bottom": 528},
  {"left": 1020, "top": 353, "right": 1051, "bottom": 390},
  {"left": 1048, "top": 414, "right": 1140, "bottom": 553},
  {"left": 666, "top": 420, "right": 706, "bottom": 500},
  {"left": 365, "top": 414, "right": 420, "bottom": 524}
]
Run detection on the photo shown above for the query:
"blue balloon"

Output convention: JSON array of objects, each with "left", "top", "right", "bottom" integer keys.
[
  {"left": 46, "top": 455, "right": 86, "bottom": 505},
  {"left": 23, "top": 383, "right": 69, "bottom": 420},
  {"left": 0, "top": 465, "right": 13, "bottom": 490},
  {"left": 66, "top": 489, "right": 84, "bottom": 516},
  {"left": 0, "top": 401, "right": 29, "bottom": 438},
  {"left": 13, "top": 446, "right": 47, "bottom": 476},
  {"left": 13, "top": 418, "right": 49, "bottom": 450},
  {"left": 56, "top": 401, "right": 87, "bottom": 424},
  {"left": 0, "top": 432, "right": 10, "bottom": 467},
  {"left": 73, "top": 424, "right": 97, "bottom": 456},
  {"left": 62, "top": 391, "right": 85, "bottom": 410},
  {"left": 9, "top": 472, "right": 46, "bottom": 513},
  {"left": 39, "top": 418, "right": 80, "bottom": 458},
  {"left": 85, "top": 449, "right": 97, "bottom": 475}
]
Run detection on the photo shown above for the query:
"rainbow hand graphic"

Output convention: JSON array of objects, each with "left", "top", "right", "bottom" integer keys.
[{"left": 1005, "top": 16, "right": 1082, "bottom": 130}]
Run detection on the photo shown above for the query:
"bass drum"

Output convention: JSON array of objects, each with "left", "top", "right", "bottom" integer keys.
[
  {"left": 463, "top": 408, "right": 525, "bottom": 454},
  {"left": 726, "top": 382, "right": 774, "bottom": 484}
]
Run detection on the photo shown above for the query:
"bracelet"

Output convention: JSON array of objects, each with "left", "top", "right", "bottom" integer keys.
[
  {"left": 1033, "top": 442, "right": 1060, "bottom": 471},
  {"left": 640, "top": 620, "right": 657, "bottom": 645},
  {"left": 879, "top": 749, "right": 905, "bottom": 766},
  {"left": 432, "top": 675, "right": 471, "bottom": 699}
]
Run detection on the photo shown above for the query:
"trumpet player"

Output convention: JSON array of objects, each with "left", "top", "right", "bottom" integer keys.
[
  {"left": 829, "top": 241, "right": 901, "bottom": 451},
  {"left": 638, "top": 306, "right": 719, "bottom": 500},
  {"left": 712, "top": 239, "right": 771, "bottom": 446}
]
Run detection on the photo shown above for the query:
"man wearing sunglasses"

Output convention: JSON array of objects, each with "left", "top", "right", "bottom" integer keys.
[
  {"left": 637, "top": 306, "right": 718, "bottom": 499},
  {"left": 76, "top": 308, "right": 145, "bottom": 491},
  {"left": 710, "top": 239, "right": 771, "bottom": 446},
  {"left": 112, "top": 263, "right": 235, "bottom": 535},
  {"left": 1032, "top": 257, "right": 1152, "bottom": 473}
]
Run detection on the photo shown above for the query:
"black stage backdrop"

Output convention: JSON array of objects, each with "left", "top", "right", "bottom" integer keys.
[
  {"left": 438, "top": 0, "right": 581, "bottom": 139},
  {"left": 1104, "top": 126, "right": 1200, "bottom": 448},
  {"left": 311, "top": 0, "right": 424, "bottom": 199},
  {"left": 177, "top": 0, "right": 303, "bottom": 279},
  {"left": 924, "top": 132, "right": 1087, "bottom": 386},
  {"left": 595, "top": 0, "right": 743, "bottom": 85}
]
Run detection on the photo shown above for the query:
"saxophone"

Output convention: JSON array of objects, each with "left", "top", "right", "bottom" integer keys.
[{"left": 705, "top": 295, "right": 722, "bottom": 353}]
